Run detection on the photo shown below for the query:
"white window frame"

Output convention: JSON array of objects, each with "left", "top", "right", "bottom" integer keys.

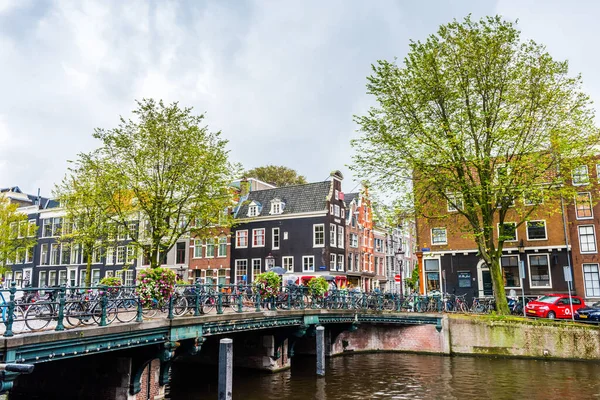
[
  {"left": 252, "top": 228, "right": 265, "bottom": 248},
  {"left": 575, "top": 192, "right": 593, "bottom": 220},
  {"left": 583, "top": 263, "right": 600, "bottom": 298},
  {"left": 236, "top": 230, "right": 248, "bottom": 248},
  {"left": 106, "top": 247, "right": 114, "bottom": 265},
  {"left": 116, "top": 246, "right": 126, "bottom": 264},
  {"left": 447, "top": 192, "right": 464, "bottom": 212},
  {"left": 329, "top": 204, "right": 334, "bottom": 215},
  {"left": 50, "top": 243, "right": 60, "bottom": 266},
  {"left": 193, "top": 239, "right": 203, "bottom": 258},
  {"left": 39, "top": 270, "right": 47, "bottom": 287},
  {"left": 338, "top": 226, "right": 344, "bottom": 248},
  {"left": 234, "top": 259, "right": 248, "bottom": 283},
  {"left": 527, "top": 253, "right": 552, "bottom": 289},
  {"left": 431, "top": 227, "right": 447, "bottom": 245},
  {"left": 248, "top": 205, "right": 258, "bottom": 217},
  {"left": 572, "top": 165, "right": 590, "bottom": 186},
  {"left": 91, "top": 268, "right": 101, "bottom": 286},
  {"left": 70, "top": 244, "right": 79, "bottom": 265},
  {"left": 283, "top": 256, "right": 294, "bottom": 272},
  {"left": 334, "top": 205, "right": 340, "bottom": 217},
  {"left": 578, "top": 225, "right": 597, "bottom": 254},
  {"left": 330, "top": 224, "right": 336, "bottom": 247},
  {"left": 330, "top": 254, "right": 336, "bottom": 271},
  {"left": 351, "top": 233, "right": 358, "bottom": 248},
  {"left": 252, "top": 258, "right": 262, "bottom": 281},
  {"left": 272, "top": 228, "right": 280, "bottom": 250},
  {"left": 526, "top": 220, "right": 547, "bottom": 241},
  {"left": 497, "top": 222, "right": 518, "bottom": 242},
  {"left": 337, "top": 254, "right": 344, "bottom": 271},
  {"left": 302, "top": 256, "right": 315, "bottom": 272},
  {"left": 313, "top": 224, "right": 325, "bottom": 248},
  {"left": 501, "top": 255, "right": 521, "bottom": 289},
  {"left": 206, "top": 238, "right": 215, "bottom": 258},
  {"left": 218, "top": 236, "right": 227, "bottom": 257},
  {"left": 48, "top": 270, "right": 57, "bottom": 286}
]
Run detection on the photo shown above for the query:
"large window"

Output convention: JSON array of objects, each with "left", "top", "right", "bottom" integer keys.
[
  {"left": 106, "top": 247, "right": 114, "bottom": 265},
  {"left": 338, "top": 226, "right": 344, "bottom": 248},
  {"left": 337, "top": 254, "right": 344, "bottom": 271},
  {"left": 206, "top": 238, "right": 215, "bottom": 257},
  {"left": 272, "top": 228, "right": 280, "bottom": 250},
  {"left": 313, "top": 224, "right": 325, "bottom": 247},
  {"left": 70, "top": 244, "right": 80, "bottom": 265},
  {"left": 116, "top": 246, "right": 126, "bottom": 264},
  {"left": 236, "top": 230, "right": 248, "bottom": 248},
  {"left": 48, "top": 271, "right": 57, "bottom": 286},
  {"left": 176, "top": 242, "right": 186, "bottom": 263},
  {"left": 447, "top": 193, "right": 464, "bottom": 212},
  {"left": 348, "top": 254, "right": 353, "bottom": 272},
  {"left": 218, "top": 236, "right": 227, "bottom": 257},
  {"left": 576, "top": 192, "right": 593, "bottom": 219},
  {"left": 573, "top": 165, "right": 590, "bottom": 186},
  {"left": 252, "top": 259, "right": 261, "bottom": 281},
  {"left": 61, "top": 244, "right": 71, "bottom": 265},
  {"left": 424, "top": 259, "right": 440, "bottom": 292},
  {"left": 235, "top": 260, "right": 248, "bottom": 283},
  {"left": 526, "top": 221, "right": 547, "bottom": 240},
  {"left": 330, "top": 225, "right": 336, "bottom": 247},
  {"left": 302, "top": 256, "right": 315, "bottom": 272},
  {"left": 351, "top": 233, "right": 358, "bottom": 248},
  {"left": 50, "top": 244, "right": 60, "bottom": 265},
  {"left": 193, "top": 240, "right": 203, "bottom": 258},
  {"left": 583, "top": 264, "right": 600, "bottom": 298},
  {"left": 283, "top": 256, "right": 294, "bottom": 272},
  {"left": 42, "top": 219, "right": 52, "bottom": 238},
  {"left": 330, "top": 254, "right": 336, "bottom": 271},
  {"left": 375, "top": 238, "right": 383, "bottom": 252},
  {"left": 501, "top": 255, "right": 521, "bottom": 288},
  {"left": 498, "top": 222, "right": 517, "bottom": 242},
  {"left": 528, "top": 254, "right": 551, "bottom": 288},
  {"left": 252, "top": 229, "right": 265, "bottom": 247},
  {"left": 431, "top": 228, "right": 447, "bottom": 245},
  {"left": 578, "top": 225, "right": 597, "bottom": 253}
]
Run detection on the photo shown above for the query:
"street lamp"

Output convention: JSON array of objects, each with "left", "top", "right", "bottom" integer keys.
[
  {"left": 265, "top": 253, "right": 275, "bottom": 271},
  {"left": 177, "top": 266, "right": 186, "bottom": 280}
]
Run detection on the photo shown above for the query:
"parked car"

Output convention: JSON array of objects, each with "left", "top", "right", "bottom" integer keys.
[
  {"left": 574, "top": 301, "right": 600, "bottom": 322},
  {"left": 525, "top": 294, "right": 585, "bottom": 319}
]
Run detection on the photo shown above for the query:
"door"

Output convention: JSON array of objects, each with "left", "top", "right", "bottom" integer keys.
[
  {"left": 482, "top": 271, "right": 493, "bottom": 296},
  {"left": 424, "top": 259, "right": 441, "bottom": 294}
]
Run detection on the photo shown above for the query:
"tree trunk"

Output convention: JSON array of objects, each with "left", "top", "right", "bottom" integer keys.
[
  {"left": 85, "top": 246, "right": 92, "bottom": 287},
  {"left": 489, "top": 257, "right": 509, "bottom": 314}
]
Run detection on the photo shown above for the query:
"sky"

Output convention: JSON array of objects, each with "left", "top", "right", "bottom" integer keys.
[{"left": 1, "top": 0, "right": 600, "bottom": 196}]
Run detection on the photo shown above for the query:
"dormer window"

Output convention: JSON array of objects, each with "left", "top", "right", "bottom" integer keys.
[
  {"left": 247, "top": 201, "right": 261, "bottom": 217},
  {"left": 270, "top": 199, "right": 285, "bottom": 215}
]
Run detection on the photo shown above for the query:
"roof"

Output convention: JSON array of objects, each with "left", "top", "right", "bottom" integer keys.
[
  {"left": 0, "top": 186, "right": 58, "bottom": 209},
  {"left": 235, "top": 181, "right": 332, "bottom": 218},
  {"left": 343, "top": 192, "right": 359, "bottom": 207}
]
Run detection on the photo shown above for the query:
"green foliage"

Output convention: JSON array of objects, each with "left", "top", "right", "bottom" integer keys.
[
  {"left": 254, "top": 271, "right": 281, "bottom": 298},
  {"left": 406, "top": 266, "right": 420, "bottom": 292},
  {"left": 0, "top": 196, "right": 36, "bottom": 272},
  {"left": 307, "top": 277, "right": 329, "bottom": 298},
  {"left": 244, "top": 165, "right": 307, "bottom": 187},
  {"left": 76, "top": 99, "right": 238, "bottom": 268},
  {"left": 136, "top": 267, "right": 177, "bottom": 306},
  {"left": 99, "top": 276, "right": 122, "bottom": 286},
  {"left": 351, "top": 15, "right": 600, "bottom": 314}
]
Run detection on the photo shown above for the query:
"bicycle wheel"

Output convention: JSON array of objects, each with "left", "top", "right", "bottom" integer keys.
[
  {"left": 25, "top": 303, "right": 53, "bottom": 331},
  {"left": 173, "top": 296, "right": 188, "bottom": 317},
  {"left": 65, "top": 302, "right": 85, "bottom": 327},
  {"left": 91, "top": 301, "right": 118, "bottom": 325},
  {"left": 383, "top": 299, "right": 395, "bottom": 311},
  {"left": 142, "top": 303, "right": 158, "bottom": 319},
  {"left": 201, "top": 297, "right": 215, "bottom": 314},
  {"left": 11, "top": 306, "right": 26, "bottom": 333},
  {"left": 116, "top": 298, "right": 139, "bottom": 323}
]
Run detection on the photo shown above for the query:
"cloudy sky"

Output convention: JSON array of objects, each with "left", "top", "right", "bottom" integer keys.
[{"left": 1, "top": 0, "right": 599, "bottom": 196}]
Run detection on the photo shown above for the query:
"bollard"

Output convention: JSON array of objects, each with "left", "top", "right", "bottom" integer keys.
[
  {"left": 316, "top": 325, "right": 325, "bottom": 376},
  {"left": 218, "top": 338, "right": 233, "bottom": 400}
]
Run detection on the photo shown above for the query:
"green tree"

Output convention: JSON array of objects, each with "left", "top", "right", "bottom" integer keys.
[
  {"left": 78, "top": 99, "right": 237, "bottom": 269},
  {"left": 54, "top": 165, "right": 115, "bottom": 287},
  {"left": 0, "top": 196, "right": 36, "bottom": 275},
  {"left": 351, "top": 16, "right": 600, "bottom": 314},
  {"left": 244, "top": 165, "right": 307, "bottom": 187}
]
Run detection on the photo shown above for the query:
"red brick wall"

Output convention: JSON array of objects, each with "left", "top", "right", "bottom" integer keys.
[{"left": 136, "top": 359, "right": 164, "bottom": 400}]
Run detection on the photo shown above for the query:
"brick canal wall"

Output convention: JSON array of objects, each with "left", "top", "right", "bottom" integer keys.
[{"left": 448, "top": 315, "right": 600, "bottom": 360}]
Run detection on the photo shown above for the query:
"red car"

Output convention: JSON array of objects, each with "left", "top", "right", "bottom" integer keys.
[{"left": 525, "top": 294, "right": 585, "bottom": 319}]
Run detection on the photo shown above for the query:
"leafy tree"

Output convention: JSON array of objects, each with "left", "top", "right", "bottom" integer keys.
[
  {"left": 244, "top": 165, "right": 307, "bottom": 187},
  {"left": 351, "top": 16, "right": 600, "bottom": 314},
  {"left": 0, "top": 196, "right": 36, "bottom": 275},
  {"left": 78, "top": 99, "right": 237, "bottom": 269},
  {"left": 54, "top": 165, "right": 116, "bottom": 286}
]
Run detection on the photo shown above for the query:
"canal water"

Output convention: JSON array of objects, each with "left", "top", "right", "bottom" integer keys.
[{"left": 169, "top": 353, "right": 600, "bottom": 399}]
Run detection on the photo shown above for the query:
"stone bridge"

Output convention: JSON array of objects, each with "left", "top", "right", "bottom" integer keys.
[{"left": 0, "top": 309, "right": 449, "bottom": 399}]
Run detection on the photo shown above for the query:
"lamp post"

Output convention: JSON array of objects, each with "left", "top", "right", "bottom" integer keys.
[
  {"left": 177, "top": 266, "right": 186, "bottom": 281},
  {"left": 265, "top": 253, "right": 275, "bottom": 271}
]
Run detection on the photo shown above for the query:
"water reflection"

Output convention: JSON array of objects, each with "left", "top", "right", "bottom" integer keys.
[{"left": 169, "top": 353, "right": 600, "bottom": 400}]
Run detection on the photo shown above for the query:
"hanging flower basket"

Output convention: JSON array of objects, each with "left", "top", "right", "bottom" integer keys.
[
  {"left": 307, "top": 277, "right": 328, "bottom": 298},
  {"left": 99, "top": 276, "right": 122, "bottom": 296},
  {"left": 135, "top": 267, "right": 177, "bottom": 307},
  {"left": 254, "top": 271, "right": 281, "bottom": 299}
]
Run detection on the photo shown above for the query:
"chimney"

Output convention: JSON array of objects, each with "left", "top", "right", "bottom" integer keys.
[{"left": 240, "top": 178, "right": 250, "bottom": 197}]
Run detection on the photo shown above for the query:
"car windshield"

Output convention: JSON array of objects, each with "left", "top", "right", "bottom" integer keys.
[{"left": 537, "top": 296, "right": 560, "bottom": 304}]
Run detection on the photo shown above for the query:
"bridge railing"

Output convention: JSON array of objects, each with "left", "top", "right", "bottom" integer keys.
[{"left": 0, "top": 282, "right": 476, "bottom": 337}]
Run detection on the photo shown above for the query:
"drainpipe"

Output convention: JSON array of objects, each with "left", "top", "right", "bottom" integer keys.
[{"left": 560, "top": 195, "right": 573, "bottom": 285}]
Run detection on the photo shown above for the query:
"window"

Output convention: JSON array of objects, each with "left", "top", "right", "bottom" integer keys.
[
  {"left": 61, "top": 244, "right": 71, "bottom": 265},
  {"left": 206, "top": 238, "right": 215, "bottom": 257},
  {"left": 58, "top": 270, "right": 67, "bottom": 286},
  {"left": 15, "top": 248, "right": 25, "bottom": 264},
  {"left": 523, "top": 190, "right": 544, "bottom": 206},
  {"left": 25, "top": 248, "right": 33, "bottom": 263},
  {"left": 42, "top": 219, "right": 52, "bottom": 238},
  {"left": 117, "top": 225, "right": 127, "bottom": 240},
  {"left": 92, "top": 247, "right": 101, "bottom": 264},
  {"left": 501, "top": 255, "right": 521, "bottom": 288},
  {"left": 50, "top": 244, "right": 60, "bottom": 265},
  {"left": 248, "top": 205, "right": 258, "bottom": 217},
  {"left": 272, "top": 228, "right": 280, "bottom": 250},
  {"left": 341, "top": 208, "right": 345, "bottom": 218},
  {"left": 337, "top": 254, "right": 344, "bottom": 271},
  {"left": 252, "top": 259, "right": 261, "bottom": 281},
  {"left": 302, "top": 256, "right": 315, "bottom": 272},
  {"left": 431, "top": 228, "right": 447, "bottom": 245},
  {"left": 576, "top": 192, "right": 593, "bottom": 219},
  {"left": 218, "top": 269, "right": 227, "bottom": 285},
  {"left": 270, "top": 200, "right": 284, "bottom": 215},
  {"left": 313, "top": 224, "right": 325, "bottom": 247},
  {"left": 335, "top": 189, "right": 339, "bottom": 200},
  {"left": 424, "top": 259, "right": 440, "bottom": 292},
  {"left": 498, "top": 222, "right": 517, "bottom": 242},
  {"left": 91, "top": 269, "right": 101, "bottom": 286},
  {"left": 70, "top": 244, "right": 80, "bottom": 265},
  {"left": 337, "top": 226, "right": 344, "bottom": 248},
  {"left": 236, "top": 230, "right": 248, "bottom": 248},
  {"left": 447, "top": 193, "right": 464, "bottom": 212},
  {"left": 48, "top": 270, "right": 56, "bottom": 286},
  {"left": 116, "top": 246, "right": 126, "bottom": 264},
  {"left": 106, "top": 247, "right": 114, "bottom": 265},
  {"left": 52, "top": 218, "right": 62, "bottom": 237},
  {"left": 573, "top": 165, "right": 590, "bottom": 186},
  {"left": 126, "top": 246, "right": 135, "bottom": 264},
  {"left": 355, "top": 254, "right": 360, "bottom": 271},
  {"left": 330, "top": 225, "right": 336, "bottom": 247},
  {"left": 17, "top": 221, "right": 27, "bottom": 238},
  {"left": 252, "top": 228, "right": 265, "bottom": 247},
  {"left": 351, "top": 233, "right": 358, "bottom": 248},
  {"left": 283, "top": 256, "right": 294, "bottom": 272},
  {"left": 529, "top": 254, "right": 551, "bottom": 288},
  {"left": 28, "top": 219, "right": 36, "bottom": 237},
  {"left": 583, "top": 264, "right": 600, "bottom": 298},
  {"left": 375, "top": 238, "right": 383, "bottom": 252},
  {"left": 125, "top": 270, "right": 134, "bottom": 286},
  {"left": 205, "top": 270, "right": 214, "bottom": 285},
  {"left": 193, "top": 240, "right": 203, "bottom": 258},
  {"left": 235, "top": 260, "right": 248, "bottom": 283},
  {"left": 458, "top": 271, "right": 471, "bottom": 288},
  {"left": 334, "top": 205, "right": 340, "bottom": 217},
  {"left": 330, "top": 254, "right": 336, "bottom": 271},
  {"left": 105, "top": 270, "right": 114, "bottom": 278},
  {"left": 330, "top": 204, "right": 334, "bottom": 215},
  {"left": 526, "top": 221, "right": 547, "bottom": 240},
  {"left": 218, "top": 236, "right": 227, "bottom": 257},
  {"left": 375, "top": 257, "right": 379, "bottom": 274},
  {"left": 39, "top": 270, "right": 47, "bottom": 287},
  {"left": 578, "top": 225, "right": 597, "bottom": 253},
  {"left": 79, "top": 270, "right": 87, "bottom": 287},
  {"left": 348, "top": 254, "right": 353, "bottom": 272}
]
